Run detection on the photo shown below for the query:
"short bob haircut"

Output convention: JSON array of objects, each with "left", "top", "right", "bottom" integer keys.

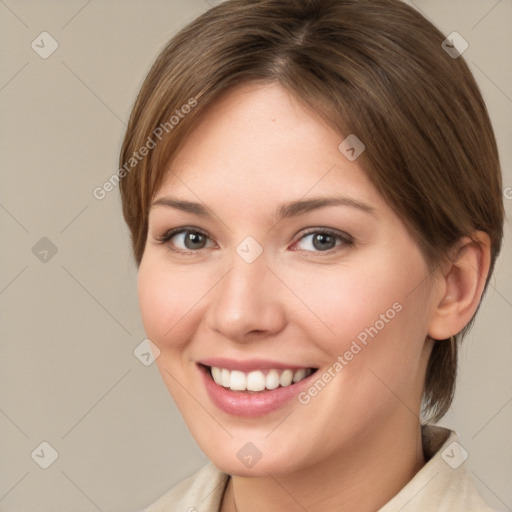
[{"left": 119, "top": 0, "right": 504, "bottom": 423}]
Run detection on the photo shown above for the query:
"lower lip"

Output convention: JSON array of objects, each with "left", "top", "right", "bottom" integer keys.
[{"left": 199, "top": 365, "right": 316, "bottom": 417}]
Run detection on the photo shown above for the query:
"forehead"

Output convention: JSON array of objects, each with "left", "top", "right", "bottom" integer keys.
[{"left": 155, "top": 83, "right": 384, "bottom": 212}]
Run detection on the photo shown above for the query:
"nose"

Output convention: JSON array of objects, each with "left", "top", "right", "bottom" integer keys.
[{"left": 204, "top": 251, "right": 287, "bottom": 343}]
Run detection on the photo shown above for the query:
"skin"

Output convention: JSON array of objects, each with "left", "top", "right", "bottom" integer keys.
[{"left": 137, "top": 83, "right": 491, "bottom": 512}]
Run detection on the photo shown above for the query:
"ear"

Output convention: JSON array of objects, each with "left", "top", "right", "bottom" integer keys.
[{"left": 428, "top": 231, "right": 491, "bottom": 340}]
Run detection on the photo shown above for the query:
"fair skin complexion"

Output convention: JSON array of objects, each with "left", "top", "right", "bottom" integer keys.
[{"left": 137, "top": 83, "right": 490, "bottom": 512}]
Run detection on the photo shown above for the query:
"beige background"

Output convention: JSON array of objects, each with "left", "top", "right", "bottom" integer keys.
[{"left": 0, "top": 1, "right": 510, "bottom": 511}]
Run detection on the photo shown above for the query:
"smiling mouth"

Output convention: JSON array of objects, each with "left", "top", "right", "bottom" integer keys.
[{"left": 201, "top": 364, "right": 318, "bottom": 393}]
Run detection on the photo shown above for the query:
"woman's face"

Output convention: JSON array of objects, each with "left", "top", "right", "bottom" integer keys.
[{"left": 138, "top": 83, "right": 438, "bottom": 476}]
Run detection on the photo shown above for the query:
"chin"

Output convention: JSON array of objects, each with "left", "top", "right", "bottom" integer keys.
[{"left": 189, "top": 427, "right": 311, "bottom": 478}]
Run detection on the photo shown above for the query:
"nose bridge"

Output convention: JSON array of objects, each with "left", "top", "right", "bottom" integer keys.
[{"left": 206, "top": 244, "right": 285, "bottom": 340}]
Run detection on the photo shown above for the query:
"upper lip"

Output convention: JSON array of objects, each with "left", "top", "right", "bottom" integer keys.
[{"left": 198, "top": 357, "right": 316, "bottom": 373}]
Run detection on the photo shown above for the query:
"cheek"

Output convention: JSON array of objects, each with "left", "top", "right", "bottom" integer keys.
[
  {"left": 288, "top": 258, "right": 431, "bottom": 428},
  {"left": 137, "top": 255, "right": 204, "bottom": 350},
  {"left": 291, "top": 260, "right": 424, "bottom": 345},
  {"left": 288, "top": 249, "right": 432, "bottom": 391}
]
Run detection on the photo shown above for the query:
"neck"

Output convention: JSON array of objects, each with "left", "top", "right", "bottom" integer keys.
[{"left": 222, "top": 417, "right": 425, "bottom": 512}]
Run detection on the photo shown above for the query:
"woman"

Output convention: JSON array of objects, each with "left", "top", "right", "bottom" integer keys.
[{"left": 119, "top": 0, "right": 504, "bottom": 510}]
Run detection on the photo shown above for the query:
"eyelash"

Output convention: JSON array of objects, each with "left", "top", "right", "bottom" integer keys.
[{"left": 154, "top": 226, "right": 354, "bottom": 256}]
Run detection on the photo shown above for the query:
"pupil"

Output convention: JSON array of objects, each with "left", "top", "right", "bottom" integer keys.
[
  {"left": 313, "top": 233, "right": 335, "bottom": 251},
  {"left": 185, "top": 232, "right": 205, "bottom": 249}
]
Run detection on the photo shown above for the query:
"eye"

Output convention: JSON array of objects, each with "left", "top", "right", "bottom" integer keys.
[
  {"left": 292, "top": 229, "right": 353, "bottom": 253},
  {"left": 155, "top": 227, "right": 215, "bottom": 253},
  {"left": 155, "top": 227, "right": 353, "bottom": 255}
]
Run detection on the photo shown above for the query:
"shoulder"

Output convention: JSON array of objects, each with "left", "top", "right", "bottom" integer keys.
[{"left": 143, "top": 462, "right": 229, "bottom": 512}]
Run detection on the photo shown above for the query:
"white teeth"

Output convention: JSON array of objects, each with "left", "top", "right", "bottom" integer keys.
[
  {"left": 221, "top": 368, "right": 230, "bottom": 387},
  {"left": 209, "top": 366, "right": 312, "bottom": 392},
  {"left": 266, "top": 369, "right": 280, "bottom": 390},
  {"left": 230, "top": 370, "right": 246, "bottom": 391},
  {"left": 211, "top": 366, "right": 221, "bottom": 383},
  {"left": 247, "top": 370, "right": 266, "bottom": 391},
  {"left": 279, "top": 369, "right": 293, "bottom": 387},
  {"left": 292, "top": 368, "right": 307, "bottom": 383}
]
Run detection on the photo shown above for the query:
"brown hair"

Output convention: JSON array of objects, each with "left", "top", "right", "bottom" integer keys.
[{"left": 119, "top": 0, "right": 504, "bottom": 422}]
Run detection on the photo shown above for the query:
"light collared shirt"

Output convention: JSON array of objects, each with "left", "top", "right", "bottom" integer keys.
[{"left": 143, "top": 425, "right": 497, "bottom": 511}]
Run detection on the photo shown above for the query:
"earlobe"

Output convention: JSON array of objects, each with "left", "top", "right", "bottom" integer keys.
[{"left": 428, "top": 231, "right": 491, "bottom": 341}]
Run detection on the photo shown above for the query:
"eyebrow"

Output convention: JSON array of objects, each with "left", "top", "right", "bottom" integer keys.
[{"left": 150, "top": 195, "right": 376, "bottom": 221}]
